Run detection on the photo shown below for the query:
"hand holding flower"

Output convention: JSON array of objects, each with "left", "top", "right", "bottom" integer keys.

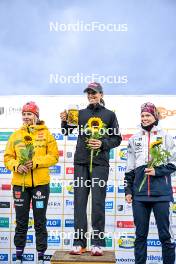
[
  {"left": 145, "top": 167, "right": 155, "bottom": 176},
  {"left": 139, "top": 139, "right": 171, "bottom": 192},
  {"left": 25, "top": 160, "right": 33, "bottom": 169},
  {"left": 88, "top": 139, "right": 102, "bottom": 149},
  {"left": 17, "top": 164, "right": 29, "bottom": 174},
  {"left": 84, "top": 117, "right": 107, "bottom": 174},
  {"left": 18, "top": 134, "right": 35, "bottom": 191}
]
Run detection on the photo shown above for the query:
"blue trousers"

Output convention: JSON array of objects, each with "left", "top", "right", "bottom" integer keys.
[
  {"left": 132, "top": 200, "right": 175, "bottom": 264},
  {"left": 73, "top": 164, "right": 109, "bottom": 248}
]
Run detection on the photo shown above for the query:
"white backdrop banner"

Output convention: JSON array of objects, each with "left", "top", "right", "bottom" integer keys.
[{"left": 0, "top": 95, "right": 176, "bottom": 264}]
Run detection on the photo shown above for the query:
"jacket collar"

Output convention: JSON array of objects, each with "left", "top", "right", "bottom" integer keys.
[
  {"left": 138, "top": 123, "right": 162, "bottom": 135},
  {"left": 87, "top": 103, "right": 104, "bottom": 110},
  {"left": 21, "top": 123, "right": 47, "bottom": 132}
]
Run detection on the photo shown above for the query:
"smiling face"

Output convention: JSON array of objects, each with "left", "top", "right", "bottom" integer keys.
[
  {"left": 87, "top": 90, "right": 103, "bottom": 105},
  {"left": 22, "top": 111, "right": 37, "bottom": 125},
  {"left": 141, "top": 111, "right": 156, "bottom": 126}
]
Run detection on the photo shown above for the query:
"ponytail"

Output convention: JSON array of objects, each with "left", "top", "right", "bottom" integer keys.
[{"left": 100, "top": 98, "right": 105, "bottom": 106}]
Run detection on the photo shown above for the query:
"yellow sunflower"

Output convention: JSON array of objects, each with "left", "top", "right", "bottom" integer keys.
[
  {"left": 150, "top": 139, "right": 163, "bottom": 149},
  {"left": 87, "top": 117, "right": 103, "bottom": 132},
  {"left": 23, "top": 135, "right": 34, "bottom": 145}
]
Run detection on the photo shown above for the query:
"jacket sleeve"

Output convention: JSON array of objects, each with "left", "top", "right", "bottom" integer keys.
[
  {"left": 4, "top": 134, "right": 19, "bottom": 172},
  {"left": 124, "top": 138, "right": 136, "bottom": 195},
  {"left": 100, "top": 112, "right": 122, "bottom": 150},
  {"left": 33, "top": 132, "right": 59, "bottom": 168},
  {"left": 155, "top": 134, "right": 176, "bottom": 177}
]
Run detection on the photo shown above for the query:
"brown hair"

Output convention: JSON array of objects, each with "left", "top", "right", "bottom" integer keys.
[
  {"left": 36, "top": 119, "right": 45, "bottom": 125},
  {"left": 100, "top": 98, "right": 105, "bottom": 106}
]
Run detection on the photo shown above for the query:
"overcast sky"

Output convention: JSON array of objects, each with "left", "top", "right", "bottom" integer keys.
[{"left": 0, "top": 0, "right": 176, "bottom": 95}]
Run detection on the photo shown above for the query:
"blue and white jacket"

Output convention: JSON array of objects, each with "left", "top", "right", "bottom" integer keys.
[{"left": 124, "top": 124, "right": 176, "bottom": 201}]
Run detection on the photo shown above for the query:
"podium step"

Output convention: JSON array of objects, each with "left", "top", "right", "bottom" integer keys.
[{"left": 50, "top": 250, "right": 116, "bottom": 264}]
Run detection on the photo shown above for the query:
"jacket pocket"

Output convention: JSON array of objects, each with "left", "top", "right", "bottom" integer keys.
[
  {"left": 150, "top": 175, "right": 171, "bottom": 195},
  {"left": 133, "top": 165, "right": 148, "bottom": 195}
]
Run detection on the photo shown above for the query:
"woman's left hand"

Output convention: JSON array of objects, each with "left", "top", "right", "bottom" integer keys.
[
  {"left": 88, "top": 139, "right": 102, "bottom": 149},
  {"left": 25, "top": 160, "right": 33, "bottom": 169},
  {"left": 145, "top": 167, "right": 155, "bottom": 176}
]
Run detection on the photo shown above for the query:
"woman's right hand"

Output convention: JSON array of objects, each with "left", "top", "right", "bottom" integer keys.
[
  {"left": 60, "top": 110, "right": 68, "bottom": 122},
  {"left": 17, "top": 165, "right": 29, "bottom": 174},
  {"left": 125, "top": 194, "right": 132, "bottom": 204}
]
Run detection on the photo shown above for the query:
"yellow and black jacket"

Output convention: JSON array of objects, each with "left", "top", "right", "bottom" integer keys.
[{"left": 4, "top": 123, "right": 59, "bottom": 187}]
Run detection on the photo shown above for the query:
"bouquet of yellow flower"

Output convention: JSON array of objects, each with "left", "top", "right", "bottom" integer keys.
[
  {"left": 139, "top": 139, "right": 171, "bottom": 192},
  {"left": 19, "top": 135, "right": 34, "bottom": 191},
  {"left": 84, "top": 117, "right": 107, "bottom": 174}
]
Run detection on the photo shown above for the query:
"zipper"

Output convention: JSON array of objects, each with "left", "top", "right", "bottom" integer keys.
[
  {"left": 27, "top": 126, "right": 34, "bottom": 188},
  {"left": 147, "top": 131, "right": 150, "bottom": 196},
  {"left": 31, "top": 169, "right": 34, "bottom": 187},
  {"left": 165, "top": 176, "right": 168, "bottom": 185}
]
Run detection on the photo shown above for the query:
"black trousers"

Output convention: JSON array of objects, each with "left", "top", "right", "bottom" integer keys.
[
  {"left": 13, "top": 184, "right": 50, "bottom": 252},
  {"left": 133, "top": 200, "right": 175, "bottom": 264},
  {"left": 73, "top": 164, "right": 109, "bottom": 248}
]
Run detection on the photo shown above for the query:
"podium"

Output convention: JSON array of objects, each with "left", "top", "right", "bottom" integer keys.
[{"left": 50, "top": 251, "right": 116, "bottom": 264}]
